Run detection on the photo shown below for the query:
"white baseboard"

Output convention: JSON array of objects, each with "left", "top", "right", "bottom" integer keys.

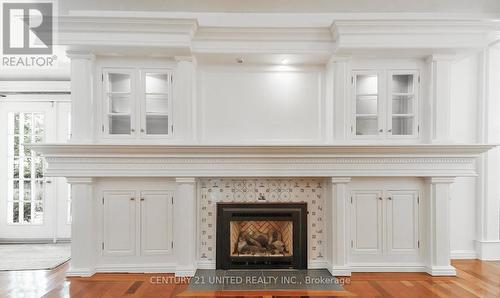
[
  {"left": 175, "top": 266, "right": 197, "bottom": 277},
  {"left": 95, "top": 263, "right": 176, "bottom": 274},
  {"left": 197, "top": 260, "right": 215, "bottom": 269},
  {"left": 475, "top": 240, "right": 500, "bottom": 260},
  {"left": 66, "top": 267, "right": 96, "bottom": 277},
  {"left": 451, "top": 250, "right": 477, "bottom": 259},
  {"left": 328, "top": 266, "right": 352, "bottom": 276},
  {"left": 350, "top": 263, "right": 427, "bottom": 273},
  {"left": 426, "top": 265, "right": 457, "bottom": 276},
  {"left": 308, "top": 260, "right": 328, "bottom": 269}
]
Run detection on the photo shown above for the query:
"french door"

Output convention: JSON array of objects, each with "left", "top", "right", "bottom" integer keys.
[{"left": 0, "top": 100, "right": 71, "bottom": 240}]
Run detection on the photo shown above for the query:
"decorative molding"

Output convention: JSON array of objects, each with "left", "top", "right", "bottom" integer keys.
[
  {"left": 475, "top": 240, "right": 500, "bottom": 260},
  {"left": 176, "top": 177, "right": 197, "bottom": 184},
  {"left": 428, "top": 177, "right": 456, "bottom": 184},
  {"left": 331, "top": 177, "right": 351, "bottom": 184},
  {"left": 450, "top": 250, "right": 478, "bottom": 259},
  {"left": 66, "top": 177, "right": 93, "bottom": 184},
  {"left": 425, "top": 265, "right": 457, "bottom": 276},
  {"left": 66, "top": 50, "right": 95, "bottom": 60}
]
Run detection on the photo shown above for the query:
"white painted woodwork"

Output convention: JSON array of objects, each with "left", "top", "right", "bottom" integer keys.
[
  {"left": 428, "top": 55, "right": 454, "bottom": 143},
  {"left": 67, "top": 51, "right": 95, "bottom": 143},
  {"left": 174, "top": 178, "right": 197, "bottom": 276},
  {"left": 329, "top": 177, "right": 351, "bottom": 276},
  {"left": 386, "top": 190, "right": 419, "bottom": 255},
  {"left": 102, "top": 190, "right": 136, "bottom": 256},
  {"left": 66, "top": 178, "right": 95, "bottom": 277},
  {"left": 140, "top": 191, "right": 173, "bottom": 256},
  {"left": 351, "top": 190, "right": 383, "bottom": 254}
]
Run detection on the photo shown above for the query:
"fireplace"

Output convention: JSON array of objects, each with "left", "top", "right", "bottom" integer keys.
[{"left": 216, "top": 203, "right": 307, "bottom": 269}]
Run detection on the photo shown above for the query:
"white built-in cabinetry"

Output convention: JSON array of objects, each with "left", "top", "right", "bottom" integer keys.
[
  {"left": 351, "top": 69, "right": 420, "bottom": 139},
  {"left": 101, "top": 186, "right": 174, "bottom": 259},
  {"left": 349, "top": 179, "right": 422, "bottom": 267},
  {"left": 101, "top": 67, "right": 173, "bottom": 139}
]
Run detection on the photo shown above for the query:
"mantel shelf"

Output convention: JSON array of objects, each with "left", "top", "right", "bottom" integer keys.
[{"left": 27, "top": 143, "right": 496, "bottom": 178}]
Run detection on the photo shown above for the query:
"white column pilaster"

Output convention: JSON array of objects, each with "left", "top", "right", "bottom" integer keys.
[
  {"left": 330, "top": 57, "right": 351, "bottom": 142},
  {"left": 427, "top": 54, "right": 455, "bottom": 143},
  {"left": 174, "top": 177, "right": 197, "bottom": 276},
  {"left": 329, "top": 177, "right": 351, "bottom": 276},
  {"left": 66, "top": 51, "right": 95, "bottom": 143},
  {"left": 66, "top": 177, "right": 96, "bottom": 277},
  {"left": 174, "top": 56, "right": 197, "bottom": 142},
  {"left": 427, "top": 177, "right": 456, "bottom": 276}
]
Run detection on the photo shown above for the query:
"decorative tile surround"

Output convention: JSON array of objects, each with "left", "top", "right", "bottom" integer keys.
[{"left": 198, "top": 178, "right": 325, "bottom": 262}]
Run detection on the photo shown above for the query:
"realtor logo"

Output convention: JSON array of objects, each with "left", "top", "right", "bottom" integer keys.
[{"left": 2, "top": 2, "right": 53, "bottom": 54}]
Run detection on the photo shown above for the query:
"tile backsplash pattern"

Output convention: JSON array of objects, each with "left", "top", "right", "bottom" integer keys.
[{"left": 198, "top": 178, "right": 325, "bottom": 263}]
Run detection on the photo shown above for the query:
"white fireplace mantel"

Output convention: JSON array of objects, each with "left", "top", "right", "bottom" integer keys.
[{"left": 29, "top": 144, "right": 495, "bottom": 178}]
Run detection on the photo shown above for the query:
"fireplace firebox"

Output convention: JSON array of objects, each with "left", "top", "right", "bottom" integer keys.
[{"left": 216, "top": 203, "right": 307, "bottom": 269}]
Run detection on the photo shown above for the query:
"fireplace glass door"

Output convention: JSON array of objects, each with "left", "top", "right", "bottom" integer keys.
[{"left": 230, "top": 220, "right": 293, "bottom": 257}]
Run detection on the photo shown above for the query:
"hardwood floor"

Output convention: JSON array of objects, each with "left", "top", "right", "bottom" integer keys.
[{"left": 0, "top": 260, "right": 499, "bottom": 297}]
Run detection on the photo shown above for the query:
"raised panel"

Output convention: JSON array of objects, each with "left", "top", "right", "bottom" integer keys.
[
  {"left": 103, "top": 190, "right": 136, "bottom": 256},
  {"left": 386, "top": 190, "right": 419, "bottom": 254},
  {"left": 351, "top": 190, "right": 383, "bottom": 255},
  {"left": 140, "top": 190, "right": 173, "bottom": 255}
]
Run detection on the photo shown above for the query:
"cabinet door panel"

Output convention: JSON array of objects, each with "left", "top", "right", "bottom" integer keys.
[
  {"left": 140, "top": 191, "right": 173, "bottom": 255},
  {"left": 351, "top": 190, "right": 383, "bottom": 254},
  {"left": 103, "top": 191, "right": 136, "bottom": 256},
  {"left": 387, "top": 190, "right": 419, "bottom": 254}
]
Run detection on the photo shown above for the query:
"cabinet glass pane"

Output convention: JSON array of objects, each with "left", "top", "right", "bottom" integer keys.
[
  {"left": 146, "top": 95, "right": 168, "bottom": 114},
  {"left": 392, "top": 74, "right": 413, "bottom": 94},
  {"left": 356, "top": 95, "right": 378, "bottom": 114},
  {"left": 109, "top": 73, "right": 131, "bottom": 93},
  {"left": 356, "top": 117, "right": 378, "bottom": 135},
  {"left": 356, "top": 74, "right": 377, "bottom": 95},
  {"left": 146, "top": 115, "right": 168, "bottom": 134},
  {"left": 110, "top": 95, "right": 131, "bottom": 113},
  {"left": 109, "top": 115, "right": 131, "bottom": 134},
  {"left": 145, "top": 73, "right": 169, "bottom": 94},
  {"left": 392, "top": 95, "right": 413, "bottom": 114},
  {"left": 392, "top": 116, "right": 414, "bottom": 135}
]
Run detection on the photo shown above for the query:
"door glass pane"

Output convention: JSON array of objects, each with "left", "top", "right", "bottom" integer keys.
[
  {"left": 392, "top": 74, "right": 414, "bottom": 94},
  {"left": 7, "top": 112, "right": 45, "bottom": 224},
  {"left": 355, "top": 74, "right": 378, "bottom": 135},
  {"left": 392, "top": 95, "right": 414, "bottom": 114},
  {"left": 146, "top": 95, "right": 168, "bottom": 114},
  {"left": 109, "top": 73, "right": 131, "bottom": 93},
  {"left": 392, "top": 116, "right": 414, "bottom": 135},
  {"left": 109, "top": 115, "right": 131, "bottom": 135},
  {"left": 356, "top": 117, "right": 378, "bottom": 135},
  {"left": 110, "top": 95, "right": 131, "bottom": 113},
  {"left": 145, "top": 73, "right": 169, "bottom": 94},
  {"left": 146, "top": 115, "right": 169, "bottom": 134}
]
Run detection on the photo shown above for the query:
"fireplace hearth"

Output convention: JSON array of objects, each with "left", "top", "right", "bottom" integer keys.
[{"left": 216, "top": 203, "right": 307, "bottom": 269}]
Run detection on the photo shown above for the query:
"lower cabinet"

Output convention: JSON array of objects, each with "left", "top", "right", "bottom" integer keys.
[
  {"left": 350, "top": 186, "right": 420, "bottom": 264},
  {"left": 102, "top": 189, "right": 173, "bottom": 257}
]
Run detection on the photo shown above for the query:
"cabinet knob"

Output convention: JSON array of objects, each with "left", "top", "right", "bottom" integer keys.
[
  {"left": 140, "top": 197, "right": 145, "bottom": 201},
  {"left": 378, "top": 197, "right": 383, "bottom": 200},
  {"left": 387, "top": 129, "right": 392, "bottom": 133},
  {"left": 131, "top": 128, "right": 135, "bottom": 132},
  {"left": 387, "top": 197, "right": 392, "bottom": 200},
  {"left": 378, "top": 129, "right": 383, "bottom": 133},
  {"left": 130, "top": 198, "right": 135, "bottom": 201},
  {"left": 140, "top": 129, "right": 145, "bottom": 133}
]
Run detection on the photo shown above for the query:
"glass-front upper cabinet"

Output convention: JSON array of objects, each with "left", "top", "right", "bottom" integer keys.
[
  {"left": 351, "top": 69, "right": 419, "bottom": 139},
  {"left": 102, "top": 68, "right": 173, "bottom": 139}
]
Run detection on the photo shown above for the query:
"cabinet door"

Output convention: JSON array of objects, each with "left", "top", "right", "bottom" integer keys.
[
  {"left": 350, "top": 190, "right": 383, "bottom": 255},
  {"left": 139, "top": 70, "right": 172, "bottom": 138},
  {"left": 140, "top": 191, "right": 173, "bottom": 255},
  {"left": 103, "top": 190, "right": 137, "bottom": 256},
  {"left": 352, "top": 72, "right": 383, "bottom": 138},
  {"left": 387, "top": 71, "right": 419, "bottom": 138},
  {"left": 386, "top": 190, "right": 419, "bottom": 255},
  {"left": 102, "top": 68, "right": 136, "bottom": 138}
]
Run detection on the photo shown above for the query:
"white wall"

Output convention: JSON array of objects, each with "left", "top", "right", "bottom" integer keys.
[{"left": 198, "top": 67, "right": 324, "bottom": 143}]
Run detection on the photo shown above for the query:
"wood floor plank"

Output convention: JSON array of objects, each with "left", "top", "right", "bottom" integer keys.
[{"left": 1, "top": 260, "right": 500, "bottom": 297}]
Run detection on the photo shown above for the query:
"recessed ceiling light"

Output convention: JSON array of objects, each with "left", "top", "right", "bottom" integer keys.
[{"left": 281, "top": 58, "right": 289, "bottom": 64}]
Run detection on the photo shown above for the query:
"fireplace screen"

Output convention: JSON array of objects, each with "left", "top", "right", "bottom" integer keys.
[{"left": 230, "top": 220, "right": 293, "bottom": 257}]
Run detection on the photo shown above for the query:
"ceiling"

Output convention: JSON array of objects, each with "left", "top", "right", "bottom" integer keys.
[{"left": 61, "top": 0, "right": 500, "bottom": 14}]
